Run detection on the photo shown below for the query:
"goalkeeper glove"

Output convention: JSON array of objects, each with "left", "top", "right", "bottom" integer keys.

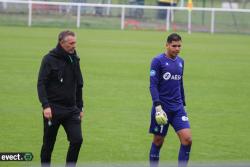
[{"left": 155, "top": 105, "right": 168, "bottom": 125}]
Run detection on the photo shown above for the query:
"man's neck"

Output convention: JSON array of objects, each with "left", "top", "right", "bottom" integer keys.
[{"left": 164, "top": 51, "right": 176, "bottom": 60}]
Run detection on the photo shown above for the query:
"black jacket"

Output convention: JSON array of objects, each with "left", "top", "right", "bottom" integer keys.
[{"left": 37, "top": 44, "right": 83, "bottom": 110}]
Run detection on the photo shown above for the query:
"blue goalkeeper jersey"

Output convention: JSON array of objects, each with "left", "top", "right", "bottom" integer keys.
[{"left": 150, "top": 53, "right": 186, "bottom": 112}]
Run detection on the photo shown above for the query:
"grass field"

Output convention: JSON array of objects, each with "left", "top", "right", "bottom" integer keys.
[{"left": 0, "top": 26, "right": 250, "bottom": 166}]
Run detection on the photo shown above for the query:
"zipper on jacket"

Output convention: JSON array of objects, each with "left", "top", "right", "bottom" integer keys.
[{"left": 68, "top": 55, "right": 73, "bottom": 63}]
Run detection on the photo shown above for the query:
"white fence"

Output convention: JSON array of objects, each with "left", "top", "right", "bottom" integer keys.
[{"left": 0, "top": 0, "right": 250, "bottom": 34}]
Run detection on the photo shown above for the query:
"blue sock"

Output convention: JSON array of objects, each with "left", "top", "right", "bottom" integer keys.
[
  {"left": 149, "top": 143, "right": 161, "bottom": 167},
  {"left": 178, "top": 144, "right": 191, "bottom": 167}
]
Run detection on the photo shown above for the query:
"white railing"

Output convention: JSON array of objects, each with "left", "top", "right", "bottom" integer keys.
[{"left": 1, "top": 0, "right": 250, "bottom": 34}]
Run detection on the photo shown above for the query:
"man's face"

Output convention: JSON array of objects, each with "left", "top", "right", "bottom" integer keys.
[
  {"left": 60, "top": 35, "right": 76, "bottom": 54},
  {"left": 166, "top": 40, "right": 182, "bottom": 57}
]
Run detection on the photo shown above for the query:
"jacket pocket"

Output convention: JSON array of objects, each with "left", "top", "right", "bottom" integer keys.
[
  {"left": 48, "top": 66, "right": 63, "bottom": 91},
  {"left": 50, "top": 65, "right": 63, "bottom": 82}
]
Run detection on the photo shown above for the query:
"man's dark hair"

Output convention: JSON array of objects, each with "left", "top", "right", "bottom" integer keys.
[
  {"left": 58, "top": 30, "right": 75, "bottom": 42},
  {"left": 167, "top": 33, "right": 182, "bottom": 43}
]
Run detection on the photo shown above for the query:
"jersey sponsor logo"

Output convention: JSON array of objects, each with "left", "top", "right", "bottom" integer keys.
[
  {"left": 181, "top": 116, "right": 189, "bottom": 121},
  {"left": 163, "top": 72, "right": 182, "bottom": 80},
  {"left": 163, "top": 72, "right": 171, "bottom": 80},
  {"left": 150, "top": 70, "right": 156, "bottom": 76}
]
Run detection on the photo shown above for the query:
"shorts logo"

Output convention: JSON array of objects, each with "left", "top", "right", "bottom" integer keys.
[
  {"left": 150, "top": 70, "right": 156, "bottom": 76},
  {"left": 181, "top": 116, "right": 189, "bottom": 121},
  {"left": 154, "top": 127, "right": 159, "bottom": 132}
]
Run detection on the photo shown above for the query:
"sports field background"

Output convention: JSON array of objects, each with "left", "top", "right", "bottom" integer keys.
[{"left": 0, "top": 26, "right": 250, "bottom": 166}]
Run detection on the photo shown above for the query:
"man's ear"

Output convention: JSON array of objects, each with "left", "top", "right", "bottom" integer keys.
[{"left": 165, "top": 43, "right": 169, "bottom": 49}]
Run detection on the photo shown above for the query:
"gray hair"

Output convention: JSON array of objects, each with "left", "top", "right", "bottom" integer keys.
[{"left": 58, "top": 30, "right": 75, "bottom": 42}]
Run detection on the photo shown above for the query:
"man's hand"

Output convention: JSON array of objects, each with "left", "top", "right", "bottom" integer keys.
[
  {"left": 43, "top": 107, "right": 52, "bottom": 119},
  {"left": 80, "top": 111, "right": 84, "bottom": 120},
  {"left": 155, "top": 105, "right": 168, "bottom": 125}
]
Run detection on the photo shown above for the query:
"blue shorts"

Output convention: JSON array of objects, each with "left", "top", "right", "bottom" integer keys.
[{"left": 149, "top": 106, "right": 190, "bottom": 136}]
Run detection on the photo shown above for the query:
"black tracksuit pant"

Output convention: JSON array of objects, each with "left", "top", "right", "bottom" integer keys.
[{"left": 40, "top": 104, "right": 83, "bottom": 167}]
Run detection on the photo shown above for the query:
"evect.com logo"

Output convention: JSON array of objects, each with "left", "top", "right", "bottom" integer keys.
[{"left": 0, "top": 152, "right": 33, "bottom": 161}]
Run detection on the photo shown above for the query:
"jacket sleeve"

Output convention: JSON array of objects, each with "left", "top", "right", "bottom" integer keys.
[
  {"left": 37, "top": 56, "right": 51, "bottom": 109},
  {"left": 180, "top": 60, "right": 186, "bottom": 106},
  {"left": 149, "top": 58, "right": 161, "bottom": 106},
  {"left": 76, "top": 62, "right": 84, "bottom": 110}
]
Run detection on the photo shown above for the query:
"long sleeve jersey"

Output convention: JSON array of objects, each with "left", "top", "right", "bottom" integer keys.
[{"left": 150, "top": 53, "right": 185, "bottom": 112}]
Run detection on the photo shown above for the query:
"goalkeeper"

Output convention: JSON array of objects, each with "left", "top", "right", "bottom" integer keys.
[{"left": 149, "top": 33, "right": 192, "bottom": 167}]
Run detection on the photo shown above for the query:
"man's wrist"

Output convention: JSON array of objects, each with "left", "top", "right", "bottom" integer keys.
[{"left": 154, "top": 101, "right": 161, "bottom": 107}]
